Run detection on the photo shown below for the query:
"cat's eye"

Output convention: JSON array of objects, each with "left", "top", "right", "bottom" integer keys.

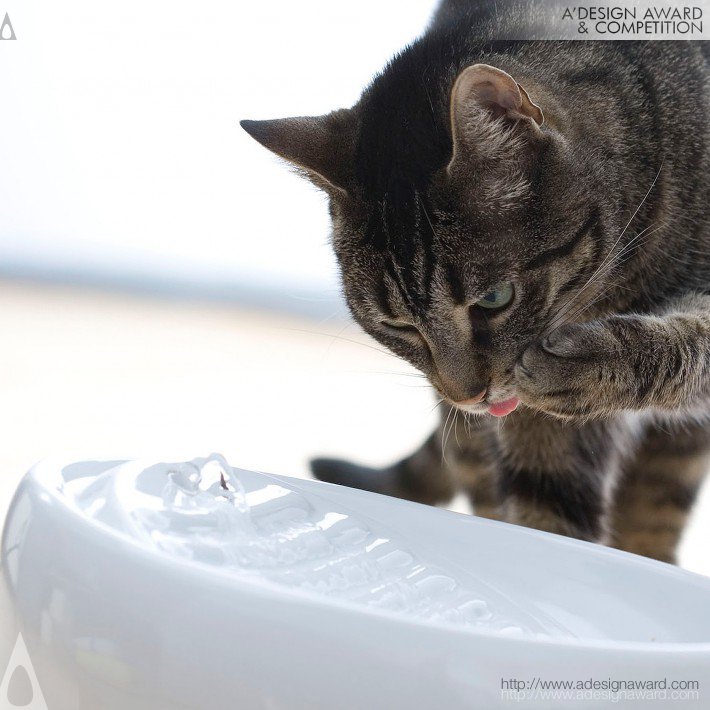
[{"left": 474, "top": 282, "right": 515, "bottom": 312}]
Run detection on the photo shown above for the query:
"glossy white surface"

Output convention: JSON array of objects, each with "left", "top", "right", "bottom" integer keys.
[
  {"left": 2, "top": 457, "right": 710, "bottom": 709},
  {"left": 60, "top": 455, "right": 568, "bottom": 637}
]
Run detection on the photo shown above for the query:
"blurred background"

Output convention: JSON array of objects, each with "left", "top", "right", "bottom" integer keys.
[{"left": 0, "top": 0, "right": 708, "bottom": 574}]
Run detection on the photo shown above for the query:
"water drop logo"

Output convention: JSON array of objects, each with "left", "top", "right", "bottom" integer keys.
[
  {"left": 0, "top": 634, "right": 48, "bottom": 709},
  {"left": 0, "top": 13, "right": 16, "bottom": 40}
]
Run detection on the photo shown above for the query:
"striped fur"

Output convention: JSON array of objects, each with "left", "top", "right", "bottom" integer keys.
[
  {"left": 243, "top": 1, "right": 710, "bottom": 562},
  {"left": 611, "top": 420, "right": 710, "bottom": 563}
]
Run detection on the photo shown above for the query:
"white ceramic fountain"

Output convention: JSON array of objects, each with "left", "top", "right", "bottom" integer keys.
[{"left": 1, "top": 455, "right": 709, "bottom": 709}]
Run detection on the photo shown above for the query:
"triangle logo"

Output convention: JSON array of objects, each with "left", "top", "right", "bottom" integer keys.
[
  {"left": 0, "top": 13, "right": 16, "bottom": 40},
  {"left": 0, "top": 633, "right": 49, "bottom": 709}
]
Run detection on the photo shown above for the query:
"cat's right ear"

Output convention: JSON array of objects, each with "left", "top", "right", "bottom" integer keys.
[
  {"left": 240, "top": 109, "right": 355, "bottom": 196},
  {"left": 447, "top": 64, "right": 544, "bottom": 171}
]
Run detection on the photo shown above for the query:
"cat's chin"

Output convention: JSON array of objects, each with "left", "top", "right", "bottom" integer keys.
[{"left": 452, "top": 402, "right": 488, "bottom": 416}]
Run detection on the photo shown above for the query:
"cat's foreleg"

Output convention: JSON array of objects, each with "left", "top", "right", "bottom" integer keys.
[
  {"left": 494, "top": 412, "right": 631, "bottom": 543},
  {"left": 446, "top": 414, "right": 502, "bottom": 520}
]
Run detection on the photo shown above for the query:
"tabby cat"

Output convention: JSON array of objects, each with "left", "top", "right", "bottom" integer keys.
[{"left": 241, "top": 0, "right": 710, "bottom": 564}]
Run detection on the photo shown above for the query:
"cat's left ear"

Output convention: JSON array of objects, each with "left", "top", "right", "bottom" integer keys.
[
  {"left": 240, "top": 109, "right": 355, "bottom": 196},
  {"left": 448, "top": 64, "right": 544, "bottom": 168}
]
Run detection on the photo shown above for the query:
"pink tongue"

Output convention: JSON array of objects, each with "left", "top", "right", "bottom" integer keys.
[{"left": 487, "top": 397, "right": 520, "bottom": 417}]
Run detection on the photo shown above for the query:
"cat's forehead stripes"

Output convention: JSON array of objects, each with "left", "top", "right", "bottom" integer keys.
[{"left": 367, "top": 185, "right": 439, "bottom": 318}]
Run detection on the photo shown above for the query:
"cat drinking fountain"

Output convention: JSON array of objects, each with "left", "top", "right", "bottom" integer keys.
[{"left": 1, "top": 454, "right": 709, "bottom": 709}]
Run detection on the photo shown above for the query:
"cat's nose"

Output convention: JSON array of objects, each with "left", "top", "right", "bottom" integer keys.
[{"left": 455, "top": 389, "right": 487, "bottom": 406}]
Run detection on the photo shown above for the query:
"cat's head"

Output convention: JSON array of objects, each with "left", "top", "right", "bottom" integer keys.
[{"left": 242, "top": 63, "right": 608, "bottom": 416}]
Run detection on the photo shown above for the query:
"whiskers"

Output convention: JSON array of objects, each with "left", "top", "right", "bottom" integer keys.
[
  {"left": 285, "top": 323, "right": 396, "bottom": 359},
  {"left": 440, "top": 404, "right": 459, "bottom": 466},
  {"left": 364, "top": 370, "right": 433, "bottom": 390},
  {"left": 542, "top": 165, "right": 665, "bottom": 339},
  {"left": 439, "top": 402, "right": 480, "bottom": 465}
]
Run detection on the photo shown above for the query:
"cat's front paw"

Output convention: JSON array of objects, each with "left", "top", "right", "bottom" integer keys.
[{"left": 515, "top": 322, "right": 628, "bottom": 417}]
